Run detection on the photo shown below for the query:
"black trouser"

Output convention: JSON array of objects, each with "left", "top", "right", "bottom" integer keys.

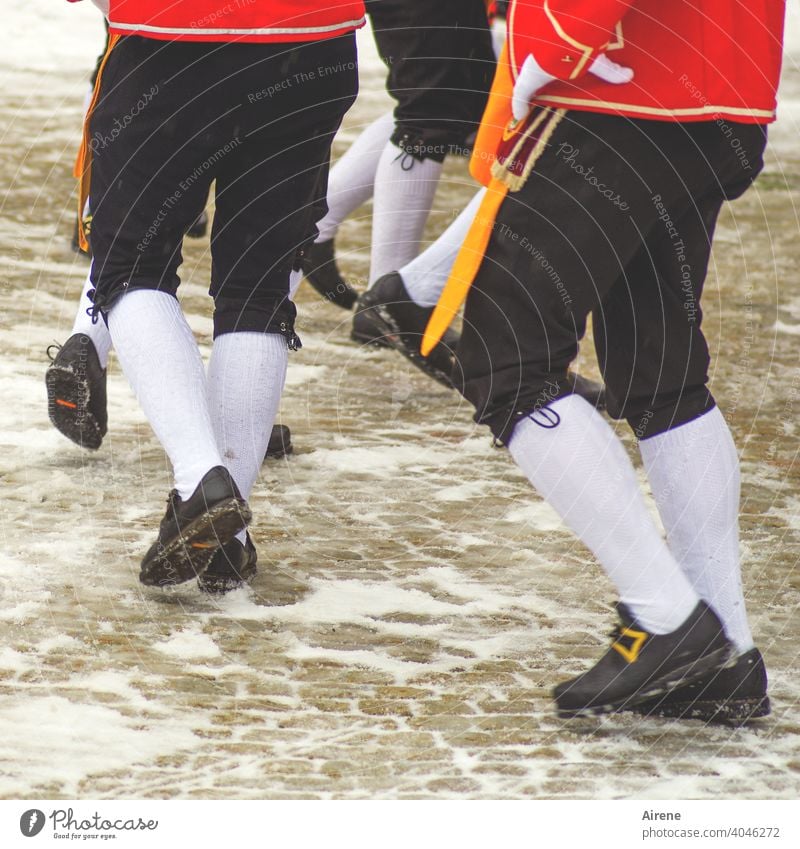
[
  {"left": 457, "top": 111, "right": 767, "bottom": 443},
  {"left": 366, "top": 0, "right": 495, "bottom": 161},
  {"left": 88, "top": 34, "right": 358, "bottom": 339}
]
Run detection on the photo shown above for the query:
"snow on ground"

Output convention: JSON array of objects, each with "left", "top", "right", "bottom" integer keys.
[{"left": 0, "top": 1, "right": 799, "bottom": 800}]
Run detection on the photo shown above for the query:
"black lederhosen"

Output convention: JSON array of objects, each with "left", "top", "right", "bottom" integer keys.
[
  {"left": 365, "top": 0, "right": 495, "bottom": 162},
  {"left": 456, "top": 111, "right": 767, "bottom": 442},
  {"left": 88, "top": 33, "right": 358, "bottom": 339}
]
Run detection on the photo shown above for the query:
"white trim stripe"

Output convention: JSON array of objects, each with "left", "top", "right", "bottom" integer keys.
[
  {"left": 507, "top": 0, "right": 518, "bottom": 81},
  {"left": 534, "top": 94, "right": 775, "bottom": 120},
  {"left": 543, "top": 0, "right": 593, "bottom": 79},
  {"left": 108, "top": 16, "right": 365, "bottom": 38}
]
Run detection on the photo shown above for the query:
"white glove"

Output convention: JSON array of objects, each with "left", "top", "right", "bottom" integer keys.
[
  {"left": 511, "top": 52, "right": 634, "bottom": 122},
  {"left": 90, "top": 0, "right": 110, "bottom": 14}
]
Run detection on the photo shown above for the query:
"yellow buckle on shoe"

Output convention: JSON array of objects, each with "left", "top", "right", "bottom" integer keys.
[{"left": 612, "top": 627, "right": 648, "bottom": 663}]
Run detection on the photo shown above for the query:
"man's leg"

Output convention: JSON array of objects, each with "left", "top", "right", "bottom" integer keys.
[
  {"left": 199, "top": 34, "right": 359, "bottom": 592},
  {"left": 593, "top": 194, "right": 754, "bottom": 643},
  {"left": 45, "top": 269, "right": 112, "bottom": 449},
  {"left": 399, "top": 188, "right": 487, "bottom": 307},
  {"left": 593, "top": 183, "right": 769, "bottom": 721},
  {"left": 455, "top": 112, "right": 763, "bottom": 713},
  {"left": 314, "top": 111, "right": 395, "bottom": 246},
  {"left": 366, "top": 0, "right": 494, "bottom": 283},
  {"left": 89, "top": 36, "right": 251, "bottom": 585},
  {"left": 49, "top": 172, "right": 211, "bottom": 450},
  {"left": 349, "top": 188, "right": 487, "bottom": 387}
]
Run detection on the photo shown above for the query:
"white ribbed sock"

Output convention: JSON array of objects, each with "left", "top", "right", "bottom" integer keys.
[
  {"left": 639, "top": 407, "right": 754, "bottom": 652},
  {"left": 315, "top": 111, "right": 395, "bottom": 244},
  {"left": 369, "top": 141, "right": 444, "bottom": 285},
  {"left": 71, "top": 269, "right": 112, "bottom": 368},
  {"left": 208, "top": 332, "right": 288, "bottom": 544},
  {"left": 490, "top": 18, "right": 507, "bottom": 60},
  {"left": 400, "top": 187, "right": 487, "bottom": 307},
  {"left": 288, "top": 268, "right": 303, "bottom": 300},
  {"left": 107, "top": 289, "right": 222, "bottom": 499},
  {"left": 507, "top": 394, "right": 698, "bottom": 633}
]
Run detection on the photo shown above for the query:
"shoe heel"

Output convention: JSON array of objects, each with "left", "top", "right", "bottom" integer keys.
[{"left": 188, "top": 499, "right": 252, "bottom": 552}]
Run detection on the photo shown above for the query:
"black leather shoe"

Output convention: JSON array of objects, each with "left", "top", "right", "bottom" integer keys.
[
  {"left": 197, "top": 534, "right": 258, "bottom": 594},
  {"left": 553, "top": 601, "right": 734, "bottom": 718},
  {"left": 46, "top": 334, "right": 108, "bottom": 451},
  {"left": 629, "top": 647, "right": 770, "bottom": 725},
  {"left": 140, "top": 466, "right": 252, "bottom": 588},
  {"left": 264, "top": 424, "right": 293, "bottom": 461},
  {"left": 301, "top": 239, "right": 359, "bottom": 310},
  {"left": 351, "top": 272, "right": 460, "bottom": 389}
]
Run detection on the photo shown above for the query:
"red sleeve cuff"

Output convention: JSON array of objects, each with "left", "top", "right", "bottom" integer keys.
[{"left": 509, "top": 0, "right": 633, "bottom": 80}]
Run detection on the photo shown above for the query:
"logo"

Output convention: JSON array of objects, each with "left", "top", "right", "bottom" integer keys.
[{"left": 19, "top": 810, "right": 46, "bottom": 838}]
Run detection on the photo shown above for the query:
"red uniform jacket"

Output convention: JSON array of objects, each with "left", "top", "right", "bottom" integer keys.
[
  {"left": 508, "top": 0, "right": 785, "bottom": 123},
  {"left": 69, "top": 0, "right": 365, "bottom": 43}
]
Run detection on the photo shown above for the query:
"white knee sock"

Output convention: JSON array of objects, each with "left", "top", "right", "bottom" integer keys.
[
  {"left": 107, "top": 290, "right": 222, "bottom": 500},
  {"left": 507, "top": 394, "right": 698, "bottom": 633},
  {"left": 288, "top": 268, "right": 303, "bottom": 300},
  {"left": 400, "top": 187, "right": 487, "bottom": 307},
  {"left": 71, "top": 270, "right": 112, "bottom": 368},
  {"left": 207, "top": 332, "right": 288, "bottom": 543},
  {"left": 369, "top": 142, "right": 444, "bottom": 285},
  {"left": 315, "top": 111, "right": 395, "bottom": 244},
  {"left": 639, "top": 407, "right": 754, "bottom": 652}
]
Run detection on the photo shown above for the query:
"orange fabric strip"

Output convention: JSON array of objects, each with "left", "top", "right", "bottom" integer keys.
[
  {"left": 420, "top": 179, "right": 508, "bottom": 357},
  {"left": 469, "top": 40, "right": 514, "bottom": 188},
  {"left": 419, "top": 41, "right": 514, "bottom": 358},
  {"left": 73, "top": 33, "right": 122, "bottom": 253}
]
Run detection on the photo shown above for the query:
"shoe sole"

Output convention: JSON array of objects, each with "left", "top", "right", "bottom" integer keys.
[
  {"left": 139, "top": 498, "right": 252, "bottom": 588},
  {"left": 197, "top": 561, "right": 258, "bottom": 595},
  {"left": 353, "top": 306, "right": 455, "bottom": 389},
  {"left": 350, "top": 325, "right": 391, "bottom": 348},
  {"left": 265, "top": 442, "right": 293, "bottom": 460},
  {"left": 46, "top": 365, "right": 104, "bottom": 451},
  {"left": 556, "top": 645, "right": 735, "bottom": 719},
  {"left": 634, "top": 695, "right": 771, "bottom": 726},
  {"left": 264, "top": 429, "right": 293, "bottom": 460}
]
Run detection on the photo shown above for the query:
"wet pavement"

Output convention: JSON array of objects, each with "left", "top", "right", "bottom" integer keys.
[{"left": 0, "top": 2, "right": 799, "bottom": 800}]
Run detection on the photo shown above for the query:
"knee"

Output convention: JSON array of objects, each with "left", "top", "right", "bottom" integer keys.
[
  {"left": 212, "top": 295, "right": 301, "bottom": 349},
  {"left": 624, "top": 387, "right": 716, "bottom": 440}
]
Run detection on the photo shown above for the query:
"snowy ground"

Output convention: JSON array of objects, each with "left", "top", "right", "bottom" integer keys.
[{"left": 0, "top": 2, "right": 799, "bottom": 800}]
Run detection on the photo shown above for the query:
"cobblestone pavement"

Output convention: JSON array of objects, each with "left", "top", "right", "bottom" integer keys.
[{"left": 0, "top": 3, "right": 799, "bottom": 800}]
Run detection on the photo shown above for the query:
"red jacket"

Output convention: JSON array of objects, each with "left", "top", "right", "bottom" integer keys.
[
  {"left": 508, "top": 0, "right": 785, "bottom": 123},
  {"left": 69, "top": 0, "right": 365, "bottom": 43}
]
